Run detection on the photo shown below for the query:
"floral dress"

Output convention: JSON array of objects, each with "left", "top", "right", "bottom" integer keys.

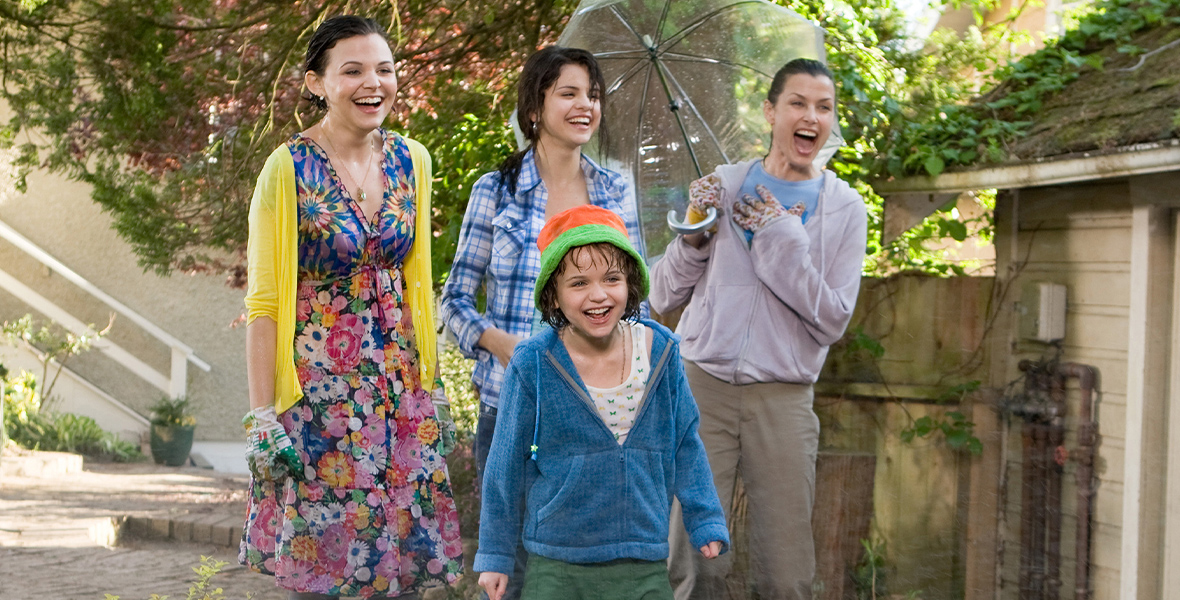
[{"left": 241, "top": 130, "right": 463, "bottom": 598}]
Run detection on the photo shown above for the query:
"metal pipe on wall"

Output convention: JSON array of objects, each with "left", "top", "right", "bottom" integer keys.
[
  {"left": 1057, "top": 363, "right": 1098, "bottom": 600},
  {"left": 1012, "top": 360, "right": 1096, "bottom": 600},
  {"left": 1045, "top": 372, "right": 1068, "bottom": 600},
  {"left": 1020, "top": 422, "right": 1038, "bottom": 600}
]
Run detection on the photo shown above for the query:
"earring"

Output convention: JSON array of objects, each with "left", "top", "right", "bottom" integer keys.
[{"left": 531, "top": 121, "right": 538, "bottom": 135}]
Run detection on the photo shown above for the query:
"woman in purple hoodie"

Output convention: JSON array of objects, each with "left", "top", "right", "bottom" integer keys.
[{"left": 651, "top": 58, "right": 867, "bottom": 600}]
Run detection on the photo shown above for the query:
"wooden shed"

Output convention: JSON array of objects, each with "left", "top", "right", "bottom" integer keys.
[{"left": 875, "top": 21, "right": 1180, "bottom": 600}]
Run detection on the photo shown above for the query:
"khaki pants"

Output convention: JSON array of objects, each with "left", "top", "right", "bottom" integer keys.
[{"left": 668, "top": 361, "right": 819, "bottom": 600}]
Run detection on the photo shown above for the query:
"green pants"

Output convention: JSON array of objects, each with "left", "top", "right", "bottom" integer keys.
[{"left": 521, "top": 554, "right": 674, "bottom": 600}]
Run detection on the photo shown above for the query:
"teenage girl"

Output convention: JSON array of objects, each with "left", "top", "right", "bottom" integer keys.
[{"left": 440, "top": 45, "right": 645, "bottom": 485}]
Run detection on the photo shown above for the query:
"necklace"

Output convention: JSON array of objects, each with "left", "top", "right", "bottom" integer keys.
[
  {"left": 560, "top": 321, "right": 629, "bottom": 386},
  {"left": 618, "top": 323, "right": 628, "bottom": 385},
  {"left": 321, "top": 125, "right": 376, "bottom": 202}
]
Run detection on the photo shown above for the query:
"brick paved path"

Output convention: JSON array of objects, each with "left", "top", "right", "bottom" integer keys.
[
  {"left": 0, "top": 541, "right": 287, "bottom": 599},
  {"left": 0, "top": 450, "right": 477, "bottom": 600},
  {"left": 0, "top": 452, "right": 284, "bottom": 599}
]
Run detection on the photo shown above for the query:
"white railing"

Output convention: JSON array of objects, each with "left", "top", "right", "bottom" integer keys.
[{"left": 0, "top": 219, "right": 210, "bottom": 398}]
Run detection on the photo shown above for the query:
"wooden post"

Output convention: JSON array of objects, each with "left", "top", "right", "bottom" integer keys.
[
  {"left": 964, "top": 390, "right": 1006, "bottom": 600},
  {"left": 812, "top": 451, "right": 877, "bottom": 600},
  {"left": 724, "top": 452, "right": 876, "bottom": 600}
]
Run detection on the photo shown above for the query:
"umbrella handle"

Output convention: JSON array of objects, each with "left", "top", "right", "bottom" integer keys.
[{"left": 667, "top": 207, "right": 717, "bottom": 235}]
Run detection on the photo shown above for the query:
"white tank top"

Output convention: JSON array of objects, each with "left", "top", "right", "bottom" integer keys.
[{"left": 585, "top": 321, "right": 650, "bottom": 444}]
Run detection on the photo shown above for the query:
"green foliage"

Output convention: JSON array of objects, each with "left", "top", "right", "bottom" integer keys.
[
  {"left": 406, "top": 78, "right": 517, "bottom": 288},
  {"left": 104, "top": 555, "right": 235, "bottom": 600},
  {"left": 150, "top": 396, "right": 197, "bottom": 427},
  {"left": 852, "top": 539, "right": 888, "bottom": 600},
  {"left": 834, "top": 319, "right": 986, "bottom": 455},
  {"left": 1, "top": 368, "right": 38, "bottom": 423},
  {"left": 0, "top": 0, "right": 576, "bottom": 278},
  {"left": 3, "top": 404, "right": 143, "bottom": 462},
  {"left": 438, "top": 342, "right": 482, "bottom": 538},
  {"left": 14, "top": 0, "right": 1163, "bottom": 282},
  {"left": 2, "top": 314, "right": 109, "bottom": 406},
  {"left": 439, "top": 343, "right": 480, "bottom": 437},
  {"left": 1, "top": 362, "right": 140, "bottom": 461},
  {"left": 785, "top": 0, "right": 1016, "bottom": 275},
  {"left": 900, "top": 410, "right": 984, "bottom": 456},
  {"left": 885, "top": 0, "right": 1180, "bottom": 179},
  {"left": 843, "top": 325, "right": 887, "bottom": 361},
  {"left": 851, "top": 538, "right": 928, "bottom": 599},
  {"left": 1, "top": 0, "right": 1013, "bottom": 280},
  {"left": 868, "top": 190, "right": 995, "bottom": 276}
]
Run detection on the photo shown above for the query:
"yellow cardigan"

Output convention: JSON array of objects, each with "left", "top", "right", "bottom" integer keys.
[{"left": 244, "top": 137, "right": 438, "bottom": 414}]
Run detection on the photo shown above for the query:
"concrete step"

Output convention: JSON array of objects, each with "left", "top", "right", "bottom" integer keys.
[{"left": 0, "top": 450, "right": 84, "bottom": 477}]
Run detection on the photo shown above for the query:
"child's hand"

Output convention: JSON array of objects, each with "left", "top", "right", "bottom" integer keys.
[
  {"left": 699, "top": 540, "right": 723, "bottom": 559},
  {"left": 479, "top": 572, "right": 509, "bottom": 600}
]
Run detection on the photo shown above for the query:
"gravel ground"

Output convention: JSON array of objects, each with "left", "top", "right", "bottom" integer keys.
[
  {"left": 0, "top": 449, "right": 479, "bottom": 600},
  {"left": 0, "top": 451, "right": 284, "bottom": 600}
]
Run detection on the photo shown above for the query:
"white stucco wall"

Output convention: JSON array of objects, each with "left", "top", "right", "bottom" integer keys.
[{"left": 0, "top": 164, "right": 249, "bottom": 441}]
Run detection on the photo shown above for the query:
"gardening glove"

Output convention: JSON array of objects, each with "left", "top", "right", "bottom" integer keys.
[
  {"left": 732, "top": 184, "right": 804, "bottom": 244},
  {"left": 431, "top": 379, "right": 457, "bottom": 457},
  {"left": 686, "top": 173, "right": 724, "bottom": 228},
  {"left": 243, "top": 406, "right": 303, "bottom": 482}
]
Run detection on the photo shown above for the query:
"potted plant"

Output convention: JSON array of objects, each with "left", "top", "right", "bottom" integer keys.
[{"left": 149, "top": 396, "right": 196, "bottom": 467}]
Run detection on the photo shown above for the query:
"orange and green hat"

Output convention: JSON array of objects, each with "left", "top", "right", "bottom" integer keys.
[{"left": 534, "top": 204, "right": 649, "bottom": 311}]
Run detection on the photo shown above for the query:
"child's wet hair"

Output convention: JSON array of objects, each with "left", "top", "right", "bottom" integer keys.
[{"left": 538, "top": 242, "right": 644, "bottom": 329}]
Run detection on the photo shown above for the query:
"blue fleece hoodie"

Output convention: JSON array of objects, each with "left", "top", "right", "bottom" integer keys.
[{"left": 474, "top": 319, "right": 730, "bottom": 574}]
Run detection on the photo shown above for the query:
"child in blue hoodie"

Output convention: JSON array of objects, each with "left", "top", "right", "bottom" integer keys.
[{"left": 475, "top": 205, "right": 729, "bottom": 600}]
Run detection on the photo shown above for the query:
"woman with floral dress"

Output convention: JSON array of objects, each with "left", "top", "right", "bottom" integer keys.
[{"left": 240, "top": 16, "right": 463, "bottom": 600}]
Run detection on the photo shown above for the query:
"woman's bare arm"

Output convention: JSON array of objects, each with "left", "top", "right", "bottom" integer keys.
[{"left": 246, "top": 317, "right": 278, "bottom": 410}]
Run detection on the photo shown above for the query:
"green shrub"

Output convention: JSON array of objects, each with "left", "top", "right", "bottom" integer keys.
[
  {"left": 438, "top": 342, "right": 481, "bottom": 538},
  {"left": 2, "top": 368, "right": 141, "bottom": 462},
  {"left": 439, "top": 343, "right": 478, "bottom": 438},
  {"left": 4, "top": 409, "right": 142, "bottom": 462},
  {"left": 150, "top": 396, "right": 197, "bottom": 427}
]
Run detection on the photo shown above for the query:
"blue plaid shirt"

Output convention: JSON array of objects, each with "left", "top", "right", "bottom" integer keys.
[{"left": 440, "top": 150, "right": 647, "bottom": 408}]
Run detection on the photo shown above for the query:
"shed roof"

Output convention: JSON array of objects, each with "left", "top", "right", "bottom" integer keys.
[
  {"left": 1002, "top": 25, "right": 1180, "bottom": 161},
  {"left": 877, "top": 15, "right": 1180, "bottom": 196}
]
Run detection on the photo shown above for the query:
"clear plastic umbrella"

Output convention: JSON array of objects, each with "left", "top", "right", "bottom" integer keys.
[{"left": 557, "top": 0, "right": 842, "bottom": 260}]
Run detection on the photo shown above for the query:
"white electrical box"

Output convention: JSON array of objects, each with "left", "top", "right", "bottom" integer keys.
[{"left": 1018, "top": 282, "right": 1067, "bottom": 342}]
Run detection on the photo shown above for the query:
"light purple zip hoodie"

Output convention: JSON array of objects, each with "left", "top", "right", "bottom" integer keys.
[{"left": 649, "top": 160, "right": 867, "bottom": 385}]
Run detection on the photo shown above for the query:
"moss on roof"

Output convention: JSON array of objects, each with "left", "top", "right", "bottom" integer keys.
[
  {"left": 886, "top": 0, "right": 1180, "bottom": 178},
  {"left": 1002, "top": 24, "right": 1180, "bottom": 160}
]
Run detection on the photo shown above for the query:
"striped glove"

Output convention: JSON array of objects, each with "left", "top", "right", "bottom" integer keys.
[{"left": 243, "top": 406, "right": 303, "bottom": 482}]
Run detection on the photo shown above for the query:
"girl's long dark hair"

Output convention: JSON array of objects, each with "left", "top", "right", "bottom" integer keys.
[{"left": 497, "top": 46, "right": 608, "bottom": 195}]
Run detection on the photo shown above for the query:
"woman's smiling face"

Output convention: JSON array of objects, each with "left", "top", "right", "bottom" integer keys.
[
  {"left": 534, "top": 63, "right": 601, "bottom": 151},
  {"left": 306, "top": 33, "right": 397, "bottom": 132},
  {"left": 763, "top": 73, "right": 836, "bottom": 180}
]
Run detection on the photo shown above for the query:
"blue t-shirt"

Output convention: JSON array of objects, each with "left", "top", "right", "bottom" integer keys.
[{"left": 736, "top": 161, "right": 822, "bottom": 244}]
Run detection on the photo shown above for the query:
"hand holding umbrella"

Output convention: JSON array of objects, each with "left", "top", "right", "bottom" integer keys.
[
  {"left": 673, "top": 173, "right": 722, "bottom": 237},
  {"left": 559, "top": 0, "right": 840, "bottom": 257}
]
